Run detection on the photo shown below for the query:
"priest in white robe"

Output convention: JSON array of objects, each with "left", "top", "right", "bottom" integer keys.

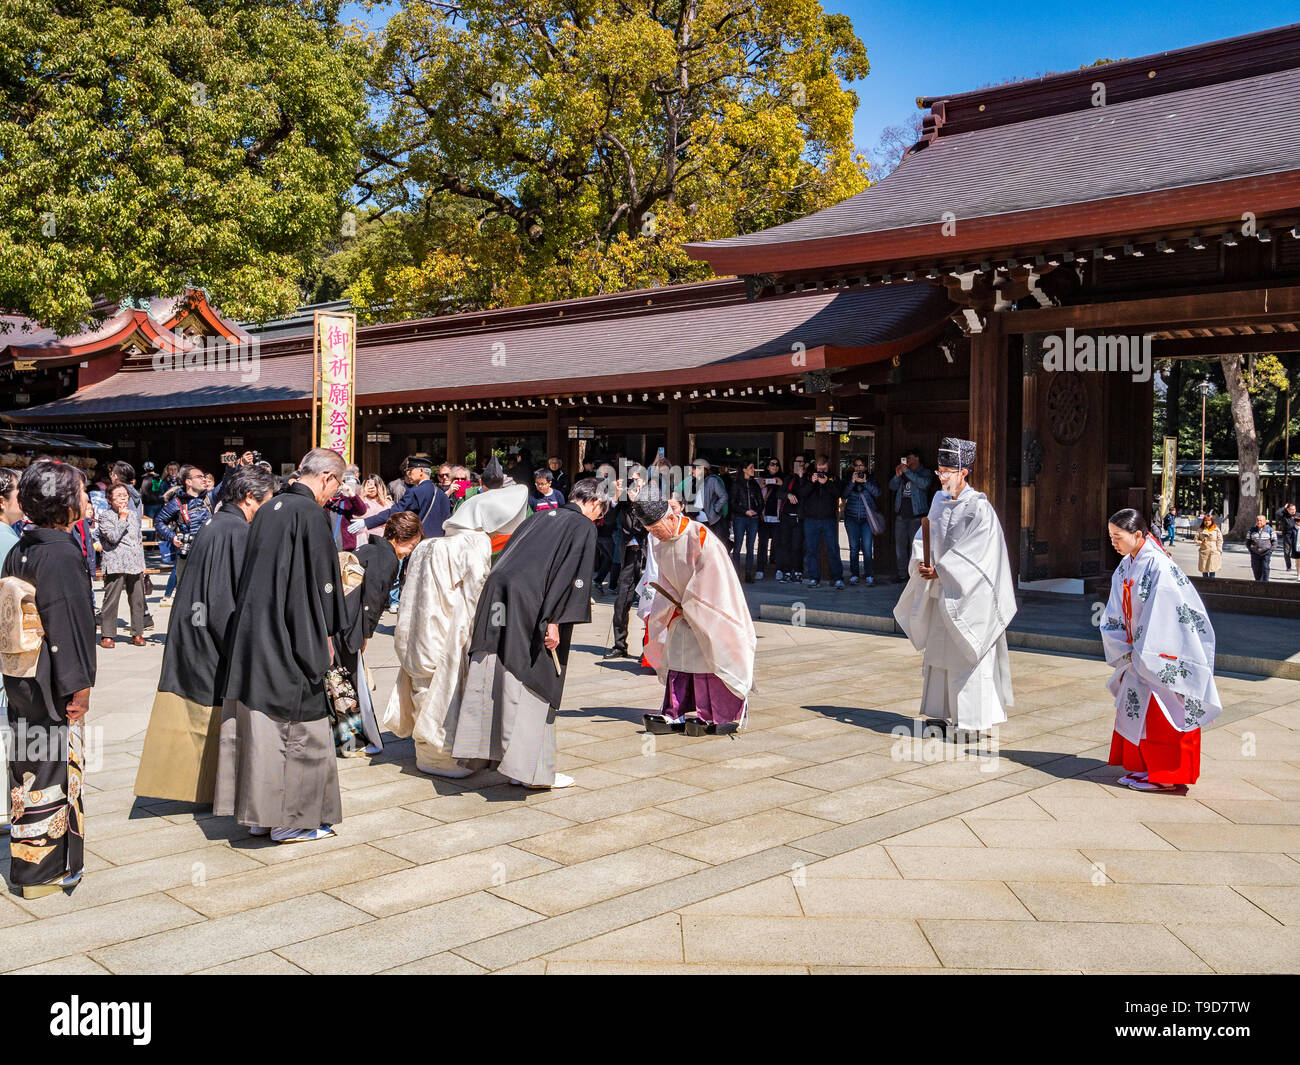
[
  {"left": 1101, "top": 508, "right": 1222, "bottom": 791},
  {"left": 894, "top": 436, "right": 1016, "bottom": 734},
  {"left": 637, "top": 491, "right": 756, "bottom": 736},
  {"left": 382, "top": 479, "right": 529, "bottom": 776}
]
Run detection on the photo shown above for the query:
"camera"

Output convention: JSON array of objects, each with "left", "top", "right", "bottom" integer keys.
[{"left": 175, "top": 531, "right": 195, "bottom": 557}]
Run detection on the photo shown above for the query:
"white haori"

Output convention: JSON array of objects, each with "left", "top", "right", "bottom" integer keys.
[
  {"left": 641, "top": 517, "right": 756, "bottom": 700},
  {"left": 894, "top": 487, "right": 1016, "bottom": 730},
  {"left": 1100, "top": 535, "right": 1222, "bottom": 746},
  {"left": 382, "top": 485, "right": 528, "bottom": 772}
]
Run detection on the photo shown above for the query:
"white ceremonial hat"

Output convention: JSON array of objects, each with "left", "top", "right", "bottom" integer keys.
[{"left": 445, "top": 483, "right": 530, "bottom": 536}]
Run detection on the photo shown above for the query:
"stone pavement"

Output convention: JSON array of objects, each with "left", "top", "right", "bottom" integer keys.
[{"left": 2, "top": 598, "right": 1298, "bottom": 974}]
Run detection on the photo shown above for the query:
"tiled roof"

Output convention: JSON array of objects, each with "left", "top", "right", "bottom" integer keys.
[
  {"left": 4, "top": 281, "right": 949, "bottom": 419},
  {"left": 691, "top": 66, "right": 1300, "bottom": 257}
]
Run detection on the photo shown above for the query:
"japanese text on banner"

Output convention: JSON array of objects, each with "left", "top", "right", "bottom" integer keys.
[{"left": 316, "top": 314, "right": 355, "bottom": 462}]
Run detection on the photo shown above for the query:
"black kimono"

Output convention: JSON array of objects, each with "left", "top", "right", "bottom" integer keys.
[
  {"left": 3, "top": 528, "right": 96, "bottom": 889},
  {"left": 454, "top": 503, "right": 597, "bottom": 785},
  {"left": 214, "top": 482, "right": 349, "bottom": 832},
  {"left": 159, "top": 507, "right": 249, "bottom": 704},
  {"left": 338, "top": 537, "right": 399, "bottom": 656},
  {"left": 466, "top": 503, "right": 597, "bottom": 708},
  {"left": 222, "top": 482, "right": 347, "bottom": 722},
  {"left": 135, "top": 507, "right": 250, "bottom": 803}
]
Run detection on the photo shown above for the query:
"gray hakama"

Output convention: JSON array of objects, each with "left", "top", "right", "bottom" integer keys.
[
  {"left": 213, "top": 699, "right": 343, "bottom": 830},
  {"left": 451, "top": 652, "right": 557, "bottom": 786}
]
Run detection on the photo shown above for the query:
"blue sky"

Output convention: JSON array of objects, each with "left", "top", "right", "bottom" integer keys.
[{"left": 343, "top": 3, "right": 1299, "bottom": 152}]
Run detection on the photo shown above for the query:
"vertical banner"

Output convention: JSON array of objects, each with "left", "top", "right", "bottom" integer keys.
[
  {"left": 313, "top": 311, "right": 357, "bottom": 464},
  {"left": 1160, "top": 435, "right": 1177, "bottom": 519}
]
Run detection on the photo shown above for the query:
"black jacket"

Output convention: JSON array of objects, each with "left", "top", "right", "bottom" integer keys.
[
  {"left": 613, "top": 498, "right": 646, "bottom": 550},
  {"left": 796, "top": 473, "right": 842, "bottom": 521},
  {"left": 729, "top": 477, "right": 764, "bottom": 518}
]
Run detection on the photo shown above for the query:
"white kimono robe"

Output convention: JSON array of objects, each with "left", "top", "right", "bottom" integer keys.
[
  {"left": 1100, "top": 535, "right": 1222, "bottom": 745},
  {"left": 641, "top": 518, "right": 756, "bottom": 701},
  {"left": 894, "top": 487, "right": 1016, "bottom": 730},
  {"left": 382, "top": 531, "right": 491, "bottom": 772}
]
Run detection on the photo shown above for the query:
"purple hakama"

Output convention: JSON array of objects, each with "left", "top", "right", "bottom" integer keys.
[{"left": 660, "top": 670, "right": 747, "bottom": 726}]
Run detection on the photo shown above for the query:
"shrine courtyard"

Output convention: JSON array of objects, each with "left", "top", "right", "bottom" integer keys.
[{"left": 1, "top": 593, "right": 1297, "bottom": 975}]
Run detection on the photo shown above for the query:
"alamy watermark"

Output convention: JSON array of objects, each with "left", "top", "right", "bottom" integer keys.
[
  {"left": 1042, "top": 329, "right": 1152, "bottom": 383},
  {"left": 152, "top": 331, "right": 260, "bottom": 383}
]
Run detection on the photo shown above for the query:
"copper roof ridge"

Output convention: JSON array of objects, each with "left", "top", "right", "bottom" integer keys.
[{"left": 915, "top": 22, "right": 1300, "bottom": 139}]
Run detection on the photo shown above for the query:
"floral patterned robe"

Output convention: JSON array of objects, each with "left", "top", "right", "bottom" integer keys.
[{"left": 1100, "top": 535, "right": 1222, "bottom": 746}]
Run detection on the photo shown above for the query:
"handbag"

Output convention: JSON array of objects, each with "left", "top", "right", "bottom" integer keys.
[
  {"left": 324, "top": 664, "right": 366, "bottom": 757},
  {"left": 865, "top": 504, "right": 886, "bottom": 537}
]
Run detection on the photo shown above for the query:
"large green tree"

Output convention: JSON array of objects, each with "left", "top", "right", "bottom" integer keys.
[
  {"left": 0, "top": 0, "right": 365, "bottom": 334},
  {"left": 345, "top": 0, "right": 870, "bottom": 320}
]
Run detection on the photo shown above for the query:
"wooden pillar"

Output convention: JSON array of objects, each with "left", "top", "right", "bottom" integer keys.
[
  {"left": 1019, "top": 335, "right": 1042, "bottom": 583},
  {"left": 546, "top": 405, "right": 561, "bottom": 463},
  {"left": 445, "top": 411, "right": 462, "bottom": 465},
  {"left": 290, "top": 417, "right": 311, "bottom": 466},
  {"left": 666, "top": 399, "right": 687, "bottom": 466},
  {"left": 969, "top": 315, "right": 1009, "bottom": 535},
  {"left": 360, "top": 412, "right": 381, "bottom": 478}
]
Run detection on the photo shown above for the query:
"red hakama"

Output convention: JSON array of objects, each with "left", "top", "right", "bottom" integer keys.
[{"left": 1108, "top": 695, "right": 1201, "bottom": 785}]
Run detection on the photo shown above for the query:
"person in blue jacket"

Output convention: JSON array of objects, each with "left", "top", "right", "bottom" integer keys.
[
  {"left": 351, "top": 455, "right": 450, "bottom": 540},
  {"left": 888, "top": 448, "right": 933, "bottom": 582}
]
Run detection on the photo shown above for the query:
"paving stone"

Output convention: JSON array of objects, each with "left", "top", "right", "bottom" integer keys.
[
  {"left": 514, "top": 807, "right": 704, "bottom": 865},
  {"left": 544, "top": 914, "right": 684, "bottom": 963},
  {"left": 330, "top": 844, "right": 559, "bottom": 917},
  {"left": 7, "top": 954, "right": 113, "bottom": 975},
  {"left": 277, "top": 892, "right": 542, "bottom": 974},
  {"left": 967, "top": 819, "right": 1177, "bottom": 851},
  {"left": 1197, "top": 800, "right": 1300, "bottom": 825},
  {"left": 798, "top": 844, "right": 901, "bottom": 881},
  {"left": 1081, "top": 849, "right": 1300, "bottom": 886},
  {"left": 372, "top": 806, "right": 576, "bottom": 865},
  {"left": 679, "top": 875, "right": 805, "bottom": 916},
  {"left": 491, "top": 845, "right": 706, "bottom": 916},
  {"left": 667, "top": 778, "right": 825, "bottom": 825},
  {"left": 656, "top": 808, "right": 836, "bottom": 864},
  {"left": 881, "top": 819, "right": 985, "bottom": 847},
  {"left": 1229, "top": 885, "right": 1300, "bottom": 925},
  {"left": 664, "top": 752, "right": 815, "bottom": 791},
  {"left": 787, "top": 778, "right": 937, "bottom": 825},
  {"left": 1167, "top": 923, "right": 1300, "bottom": 973},
  {"left": 90, "top": 893, "right": 372, "bottom": 974},
  {"left": 245, "top": 808, "right": 438, "bottom": 865},
  {"left": 340, "top": 776, "right": 449, "bottom": 816},
  {"left": 378, "top": 952, "right": 490, "bottom": 975},
  {"left": 797, "top": 878, "right": 1033, "bottom": 920},
  {"left": 526, "top": 777, "right": 705, "bottom": 824},
  {"left": 1007, "top": 881, "right": 1277, "bottom": 924},
  {"left": 194, "top": 952, "right": 308, "bottom": 975},
  {"left": 886, "top": 845, "right": 1102, "bottom": 883},
  {"left": 168, "top": 844, "right": 412, "bottom": 918},
  {"left": 1145, "top": 823, "right": 1300, "bottom": 852},
  {"left": 776, "top": 752, "right": 906, "bottom": 791},
  {"left": 14, "top": 846, "right": 262, "bottom": 919},
  {"left": 920, "top": 918, "right": 1211, "bottom": 972},
  {"left": 682, "top": 915, "right": 939, "bottom": 967},
  {"left": 0, "top": 894, "right": 203, "bottom": 972}
]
